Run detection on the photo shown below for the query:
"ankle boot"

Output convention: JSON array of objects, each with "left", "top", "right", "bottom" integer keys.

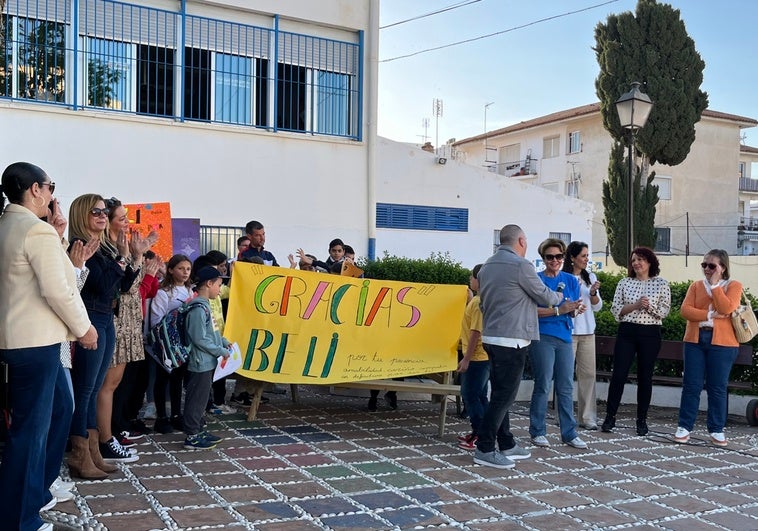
[
  {"left": 67, "top": 435, "right": 108, "bottom": 480},
  {"left": 88, "top": 429, "right": 118, "bottom": 473},
  {"left": 601, "top": 414, "right": 615, "bottom": 433},
  {"left": 636, "top": 418, "right": 649, "bottom": 436}
]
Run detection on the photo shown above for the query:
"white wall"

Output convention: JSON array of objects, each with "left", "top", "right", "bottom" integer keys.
[{"left": 375, "top": 138, "right": 595, "bottom": 268}]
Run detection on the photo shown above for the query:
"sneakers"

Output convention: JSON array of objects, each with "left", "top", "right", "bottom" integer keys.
[
  {"left": 601, "top": 415, "right": 615, "bottom": 433},
  {"left": 579, "top": 423, "right": 598, "bottom": 431},
  {"left": 458, "top": 434, "right": 478, "bottom": 450},
  {"left": 184, "top": 432, "right": 218, "bottom": 450},
  {"left": 457, "top": 432, "right": 472, "bottom": 443},
  {"left": 139, "top": 402, "right": 157, "bottom": 420},
  {"left": 709, "top": 432, "right": 728, "bottom": 447},
  {"left": 531, "top": 435, "right": 550, "bottom": 447},
  {"left": 199, "top": 431, "right": 223, "bottom": 444},
  {"left": 154, "top": 416, "right": 174, "bottom": 434},
  {"left": 116, "top": 433, "right": 139, "bottom": 448},
  {"left": 473, "top": 449, "right": 515, "bottom": 469},
  {"left": 501, "top": 445, "right": 531, "bottom": 460},
  {"left": 120, "top": 430, "right": 144, "bottom": 441},
  {"left": 129, "top": 418, "right": 152, "bottom": 434},
  {"left": 636, "top": 418, "right": 649, "bottom": 436},
  {"left": 50, "top": 486, "right": 75, "bottom": 503},
  {"left": 52, "top": 477, "right": 75, "bottom": 492},
  {"left": 565, "top": 436, "right": 588, "bottom": 449},
  {"left": 230, "top": 392, "right": 252, "bottom": 406},
  {"left": 39, "top": 497, "right": 57, "bottom": 512},
  {"left": 37, "top": 523, "right": 53, "bottom": 531},
  {"left": 673, "top": 427, "right": 690, "bottom": 444},
  {"left": 208, "top": 403, "right": 236, "bottom": 415},
  {"left": 100, "top": 437, "right": 139, "bottom": 463}
]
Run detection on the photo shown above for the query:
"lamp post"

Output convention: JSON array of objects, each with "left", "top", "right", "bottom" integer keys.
[{"left": 615, "top": 82, "right": 653, "bottom": 259}]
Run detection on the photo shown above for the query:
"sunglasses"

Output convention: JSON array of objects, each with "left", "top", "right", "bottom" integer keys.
[
  {"left": 104, "top": 197, "right": 121, "bottom": 209},
  {"left": 40, "top": 181, "right": 56, "bottom": 194},
  {"left": 701, "top": 262, "right": 718, "bottom": 271},
  {"left": 544, "top": 253, "right": 564, "bottom": 261},
  {"left": 89, "top": 207, "right": 111, "bottom": 217}
]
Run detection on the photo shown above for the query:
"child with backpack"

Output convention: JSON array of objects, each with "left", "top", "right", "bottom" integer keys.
[
  {"left": 150, "top": 254, "right": 193, "bottom": 433},
  {"left": 183, "top": 267, "right": 231, "bottom": 449}
]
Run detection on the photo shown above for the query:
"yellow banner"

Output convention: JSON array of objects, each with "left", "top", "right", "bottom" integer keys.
[{"left": 224, "top": 263, "right": 467, "bottom": 384}]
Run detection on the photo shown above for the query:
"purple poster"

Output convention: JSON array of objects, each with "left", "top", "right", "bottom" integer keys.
[{"left": 172, "top": 218, "right": 201, "bottom": 261}]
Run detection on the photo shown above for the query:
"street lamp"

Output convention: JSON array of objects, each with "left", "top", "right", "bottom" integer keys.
[{"left": 615, "top": 81, "right": 653, "bottom": 260}]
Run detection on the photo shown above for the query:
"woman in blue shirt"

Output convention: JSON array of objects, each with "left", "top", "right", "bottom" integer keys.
[{"left": 529, "top": 238, "right": 587, "bottom": 450}]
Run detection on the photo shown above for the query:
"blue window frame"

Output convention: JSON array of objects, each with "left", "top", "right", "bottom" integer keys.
[
  {"left": 376, "top": 203, "right": 469, "bottom": 232},
  {"left": 0, "top": 0, "right": 362, "bottom": 140}
]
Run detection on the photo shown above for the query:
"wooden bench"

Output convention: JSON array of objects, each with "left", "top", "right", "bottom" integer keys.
[
  {"left": 595, "top": 335, "right": 755, "bottom": 421},
  {"left": 245, "top": 375, "right": 461, "bottom": 437}
]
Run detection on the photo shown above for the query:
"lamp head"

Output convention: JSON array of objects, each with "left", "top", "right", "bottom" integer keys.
[{"left": 615, "top": 81, "right": 653, "bottom": 130}]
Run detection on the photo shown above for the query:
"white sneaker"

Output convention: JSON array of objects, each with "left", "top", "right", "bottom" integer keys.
[
  {"left": 39, "top": 497, "right": 57, "bottom": 512},
  {"left": 52, "top": 476, "right": 75, "bottom": 491},
  {"left": 673, "top": 427, "right": 690, "bottom": 444},
  {"left": 50, "top": 486, "right": 75, "bottom": 502},
  {"left": 565, "top": 436, "right": 588, "bottom": 449},
  {"left": 37, "top": 523, "right": 53, "bottom": 531},
  {"left": 531, "top": 435, "right": 550, "bottom": 447},
  {"left": 709, "top": 432, "right": 727, "bottom": 447}
]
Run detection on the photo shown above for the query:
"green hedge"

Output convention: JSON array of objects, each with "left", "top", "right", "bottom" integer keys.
[
  {"left": 358, "top": 252, "right": 470, "bottom": 285},
  {"left": 595, "top": 271, "right": 757, "bottom": 393}
]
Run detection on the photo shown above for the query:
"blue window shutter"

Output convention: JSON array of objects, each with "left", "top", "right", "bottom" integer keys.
[{"left": 376, "top": 203, "right": 467, "bottom": 232}]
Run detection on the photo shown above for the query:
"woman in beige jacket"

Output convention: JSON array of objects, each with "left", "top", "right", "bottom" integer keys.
[{"left": 0, "top": 162, "right": 97, "bottom": 531}]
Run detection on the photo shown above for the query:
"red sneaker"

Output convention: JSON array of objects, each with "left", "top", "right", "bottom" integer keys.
[
  {"left": 457, "top": 432, "right": 473, "bottom": 443},
  {"left": 458, "top": 434, "right": 478, "bottom": 450}
]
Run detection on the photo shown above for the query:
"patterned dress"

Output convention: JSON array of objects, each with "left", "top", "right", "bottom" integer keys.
[{"left": 111, "top": 269, "right": 146, "bottom": 366}]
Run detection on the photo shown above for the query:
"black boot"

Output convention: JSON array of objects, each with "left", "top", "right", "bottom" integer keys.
[
  {"left": 385, "top": 391, "right": 398, "bottom": 410},
  {"left": 636, "top": 418, "right": 649, "bottom": 436},
  {"left": 367, "top": 396, "right": 377, "bottom": 412},
  {"left": 601, "top": 414, "right": 615, "bottom": 433}
]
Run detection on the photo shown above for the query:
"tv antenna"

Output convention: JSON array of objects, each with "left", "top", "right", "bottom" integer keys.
[
  {"left": 433, "top": 98, "right": 443, "bottom": 154},
  {"left": 421, "top": 117, "right": 430, "bottom": 144}
]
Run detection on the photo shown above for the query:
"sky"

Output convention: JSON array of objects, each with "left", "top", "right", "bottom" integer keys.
[{"left": 377, "top": 0, "right": 758, "bottom": 149}]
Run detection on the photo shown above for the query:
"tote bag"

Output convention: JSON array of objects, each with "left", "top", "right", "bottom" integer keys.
[{"left": 731, "top": 289, "right": 758, "bottom": 343}]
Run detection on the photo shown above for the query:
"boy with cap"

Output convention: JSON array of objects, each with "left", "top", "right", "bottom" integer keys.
[{"left": 183, "top": 266, "right": 231, "bottom": 449}]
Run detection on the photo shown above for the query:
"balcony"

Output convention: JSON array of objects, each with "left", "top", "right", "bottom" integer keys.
[
  {"left": 739, "top": 177, "right": 758, "bottom": 192},
  {"left": 488, "top": 157, "right": 540, "bottom": 178},
  {"left": 739, "top": 216, "right": 758, "bottom": 231}
]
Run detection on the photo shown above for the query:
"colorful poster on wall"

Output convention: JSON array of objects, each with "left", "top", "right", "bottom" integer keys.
[
  {"left": 171, "top": 218, "right": 201, "bottom": 261},
  {"left": 124, "top": 202, "right": 173, "bottom": 259},
  {"left": 224, "top": 263, "right": 467, "bottom": 384}
]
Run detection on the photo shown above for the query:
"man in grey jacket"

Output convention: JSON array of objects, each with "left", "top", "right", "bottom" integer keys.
[{"left": 474, "top": 224, "right": 573, "bottom": 469}]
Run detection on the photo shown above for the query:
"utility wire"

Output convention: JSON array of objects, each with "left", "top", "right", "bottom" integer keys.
[
  {"left": 381, "top": 0, "right": 621, "bottom": 63},
  {"left": 380, "top": 0, "right": 482, "bottom": 30}
]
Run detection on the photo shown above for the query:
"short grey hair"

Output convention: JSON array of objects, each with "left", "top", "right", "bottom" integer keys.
[{"left": 500, "top": 224, "right": 524, "bottom": 246}]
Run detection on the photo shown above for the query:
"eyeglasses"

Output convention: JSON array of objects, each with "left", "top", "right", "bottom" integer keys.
[
  {"left": 89, "top": 207, "right": 111, "bottom": 217},
  {"left": 40, "top": 181, "right": 56, "bottom": 194},
  {"left": 701, "top": 262, "right": 718, "bottom": 271},
  {"left": 544, "top": 253, "right": 564, "bottom": 261}
]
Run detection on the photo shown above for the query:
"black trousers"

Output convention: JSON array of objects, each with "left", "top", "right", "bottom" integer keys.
[
  {"left": 605, "top": 322, "right": 662, "bottom": 420},
  {"left": 112, "top": 359, "right": 149, "bottom": 433}
]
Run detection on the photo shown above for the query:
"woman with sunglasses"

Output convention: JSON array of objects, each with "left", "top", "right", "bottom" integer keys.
[
  {"left": 529, "top": 238, "right": 586, "bottom": 450},
  {"left": 674, "top": 250, "right": 742, "bottom": 447},
  {"left": 0, "top": 163, "right": 96, "bottom": 530},
  {"left": 602, "top": 247, "right": 670, "bottom": 436},
  {"left": 66, "top": 194, "right": 142, "bottom": 478}
]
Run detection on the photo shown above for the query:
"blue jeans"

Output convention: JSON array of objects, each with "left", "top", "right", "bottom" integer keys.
[
  {"left": 476, "top": 344, "right": 527, "bottom": 453},
  {"left": 460, "top": 360, "right": 489, "bottom": 436},
  {"left": 529, "top": 335, "right": 578, "bottom": 442},
  {"left": 678, "top": 330, "right": 738, "bottom": 433},
  {"left": 0, "top": 343, "right": 73, "bottom": 531},
  {"left": 71, "top": 311, "right": 116, "bottom": 437}
]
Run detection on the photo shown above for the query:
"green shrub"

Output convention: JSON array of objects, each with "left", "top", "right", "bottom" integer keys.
[
  {"left": 595, "top": 271, "right": 757, "bottom": 393},
  {"left": 357, "top": 251, "right": 470, "bottom": 285}
]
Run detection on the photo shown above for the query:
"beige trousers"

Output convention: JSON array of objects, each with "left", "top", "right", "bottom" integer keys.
[{"left": 573, "top": 334, "right": 597, "bottom": 426}]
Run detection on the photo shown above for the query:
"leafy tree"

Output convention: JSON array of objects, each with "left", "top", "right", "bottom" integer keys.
[
  {"left": 87, "top": 58, "right": 123, "bottom": 108},
  {"left": 602, "top": 143, "right": 660, "bottom": 265},
  {"left": 595, "top": 0, "right": 708, "bottom": 261},
  {"left": 595, "top": 0, "right": 708, "bottom": 165}
]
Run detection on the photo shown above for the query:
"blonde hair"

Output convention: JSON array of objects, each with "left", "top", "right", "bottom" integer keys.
[
  {"left": 68, "top": 194, "right": 106, "bottom": 243},
  {"left": 537, "top": 238, "right": 566, "bottom": 258}
]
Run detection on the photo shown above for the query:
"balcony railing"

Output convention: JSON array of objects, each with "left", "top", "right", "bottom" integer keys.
[
  {"left": 488, "top": 157, "right": 540, "bottom": 177},
  {"left": 739, "top": 177, "right": 758, "bottom": 192},
  {"left": 739, "top": 216, "right": 758, "bottom": 231}
]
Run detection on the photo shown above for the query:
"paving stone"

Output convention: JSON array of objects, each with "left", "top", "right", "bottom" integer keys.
[
  {"left": 569, "top": 485, "right": 629, "bottom": 504},
  {"left": 237, "top": 456, "right": 289, "bottom": 470},
  {"left": 403, "top": 486, "right": 462, "bottom": 504},
  {"left": 421, "top": 467, "right": 478, "bottom": 484},
  {"left": 656, "top": 494, "right": 719, "bottom": 513},
  {"left": 661, "top": 517, "right": 723, "bottom": 530},
  {"left": 577, "top": 467, "right": 630, "bottom": 484},
  {"left": 483, "top": 495, "right": 545, "bottom": 515},
  {"left": 350, "top": 491, "right": 411, "bottom": 509},
  {"left": 539, "top": 471, "right": 590, "bottom": 488},
  {"left": 319, "top": 512, "right": 389, "bottom": 529},
  {"left": 273, "top": 480, "right": 333, "bottom": 498},
  {"left": 615, "top": 499, "right": 680, "bottom": 520},
  {"left": 397, "top": 456, "right": 447, "bottom": 470},
  {"left": 530, "top": 489, "right": 593, "bottom": 509},
  {"left": 200, "top": 472, "right": 255, "bottom": 487},
  {"left": 703, "top": 510, "right": 758, "bottom": 529},
  {"left": 151, "top": 489, "right": 217, "bottom": 508},
  {"left": 76, "top": 480, "right": 139, "bottom": 496},
  {"left": 380, "top": 472, "right": 432, "bottom": 488},
  {"left": 520, "top": 511, "right": 587, "bottom": 530},
  {"left": 234, "top": 501, "right": 300, "bottom": 520},
  {"left": 296, "top": 496, "right": 362, "bottom": 516},
  {"left": 129, "top": 463, "right": 185, "bottom": 478},
  {"left": 213, "top": 485, "right": 277, "bottom": 503},
  {"left": 87, "top": 493, "right": 153, "bottom": 514},
  {"left": 381, "top": 507, "right": 446, "bottom": 528},
  {"left": 96, "top": 512, "right": 167, "bottom": 531},
  {"left": 325, "top": 477, "right": 383, "bottom": 494},
  {"left": 255, "top": 468, "right": 312, "bottom": 484},
  {"left": 696, "top": 488, "right": 756, "bottom": 507},
  {"left": 353, "top": 461, "right": 405, "bottom": 475},
  {"left": 448, "top": 480, "right": 508, "bottom": 499},
  {"left": 435, "top": 501, "right": 499, "bottom": 522},
  {"left": 170, "top": 506, "right": 237, "bottom": 527},
  {"left": 569, "top": 506, "right": 637, "bottom": 527},
  {"left": 373, "top": 446, "right": 422, "bottom": 459},
  {"left": 221, "top": 446, "right": 271, "bottom": 458},
  {"left": 494, "top": 476, "right": 550, "bottom": 493},
  {"left": 305, "top": 464, "right": 356, "bottom": 479},
  {"left": 185, "top": 459, "right": 239, "bottom": 474}
]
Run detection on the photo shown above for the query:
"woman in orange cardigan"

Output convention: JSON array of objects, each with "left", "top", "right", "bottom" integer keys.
[{"left": 674, "top": 249, "right": 742, "bottom": 447}]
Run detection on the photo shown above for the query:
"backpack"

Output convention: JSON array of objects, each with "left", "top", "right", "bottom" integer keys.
[{"left": 145, "top": 300, "right": 209, "bottom": 372}]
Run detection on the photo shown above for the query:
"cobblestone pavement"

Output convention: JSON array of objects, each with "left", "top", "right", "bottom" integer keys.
[{"left": 41, "top": 387, "right": 758, "bottom": 530}]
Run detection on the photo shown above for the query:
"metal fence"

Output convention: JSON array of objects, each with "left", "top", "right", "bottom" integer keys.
[
  {"left": 0, "top": 0, "right": 362, "bottom": 140},
  {"left": 199, "top": 224, "right": 244, "bottom": 259}
]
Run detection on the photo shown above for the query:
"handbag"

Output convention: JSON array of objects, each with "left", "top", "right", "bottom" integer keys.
[{"left": 731, "top": 289, "right": 758, "bottom": 343}]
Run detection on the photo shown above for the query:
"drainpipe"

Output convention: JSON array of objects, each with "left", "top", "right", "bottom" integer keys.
[{"left": 366, "top": 0, "right": 379, "bottom": 261}]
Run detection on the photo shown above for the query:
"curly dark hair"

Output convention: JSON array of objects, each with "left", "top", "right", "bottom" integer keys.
[{"left": 627, "top": 246, "right": 660, "bottom": 278}]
